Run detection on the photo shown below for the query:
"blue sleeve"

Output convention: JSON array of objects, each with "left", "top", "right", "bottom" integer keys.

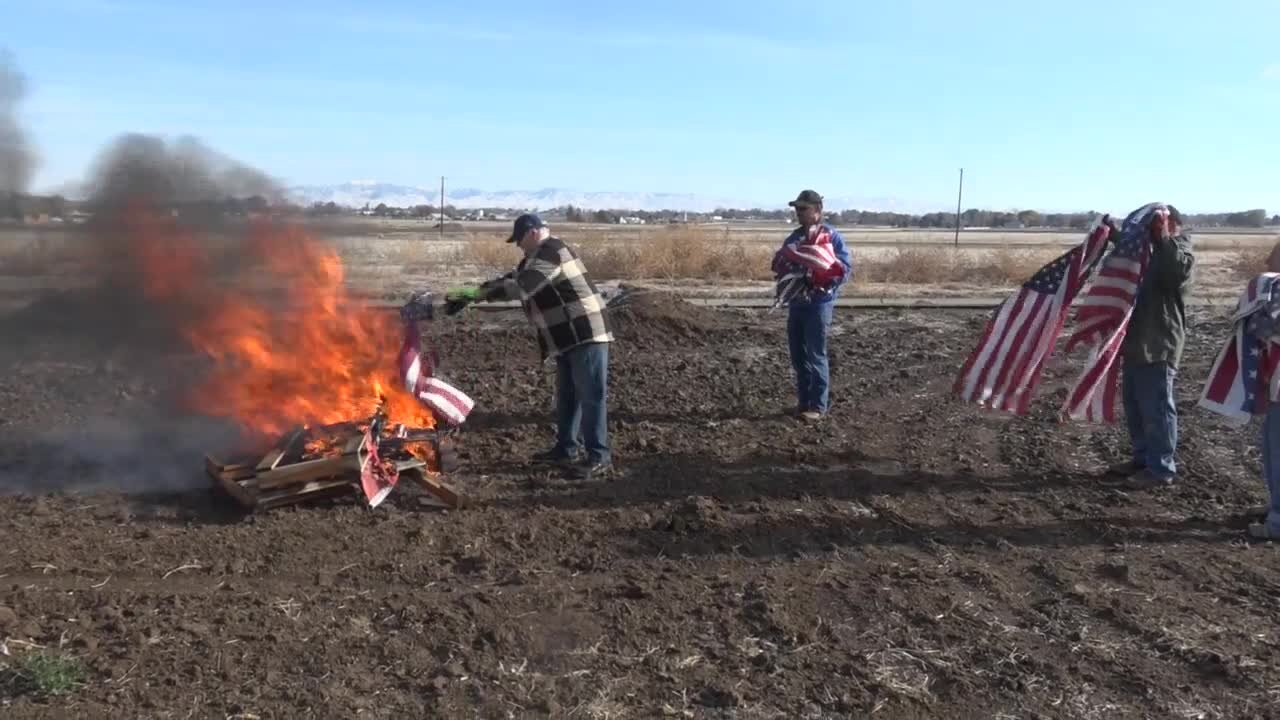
[{"left": 830, "top": 228, "right": 853, "bottom": 283}]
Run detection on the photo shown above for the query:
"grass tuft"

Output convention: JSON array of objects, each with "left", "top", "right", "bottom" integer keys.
[{"left": 5, "top": 651, "right": 86, "bottom": 697}]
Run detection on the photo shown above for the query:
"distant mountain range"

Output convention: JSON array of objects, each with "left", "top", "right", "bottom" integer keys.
[
  {"left": 34, "top": 178, "right": 936, "bottom": 214},
  {"left": 285, "top": 181, "right": 933, "bottom": 214}
]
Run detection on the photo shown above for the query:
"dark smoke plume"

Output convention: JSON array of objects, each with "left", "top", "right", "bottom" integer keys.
[
  {"left": 79, "top": 133, "right": 288, "bottom": 328},
  {"left": 0, "top": 135, "right": 292, "bottom": 495},
  {"left": 5, "top": 133, "right": 288, "bottom": 351},
  {"left": 0, "top": 49, "right": 35, "bottom": 195},
  {"left": 85, "top": 133, "right": 281, "bottom": 210}
]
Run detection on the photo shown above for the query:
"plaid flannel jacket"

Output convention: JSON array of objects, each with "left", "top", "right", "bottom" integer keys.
[{"left": 492, "top": 236, "right": 614, "bottom": 359}]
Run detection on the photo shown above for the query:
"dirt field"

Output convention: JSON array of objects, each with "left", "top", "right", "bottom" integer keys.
[{"left": 2, "top": 287, "right": 1280, "bottom": 718}]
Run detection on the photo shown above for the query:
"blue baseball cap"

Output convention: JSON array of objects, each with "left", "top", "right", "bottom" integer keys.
[{"left": 507, "top": 213, "right": 547, "bottom": 243}]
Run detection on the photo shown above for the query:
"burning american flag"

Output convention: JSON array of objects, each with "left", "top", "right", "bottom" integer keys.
[{"left": 953, "top": 219, "right": 1113, "bottom": 413}]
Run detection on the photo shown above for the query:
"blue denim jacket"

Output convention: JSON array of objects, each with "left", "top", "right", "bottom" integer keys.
[{"left": 777, "top": 223, "right": 853, "bottom": 308}]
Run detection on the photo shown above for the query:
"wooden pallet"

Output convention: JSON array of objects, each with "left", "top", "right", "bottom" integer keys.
[{"left": 206, "top": 428, "right": 463, "bottom": 511}]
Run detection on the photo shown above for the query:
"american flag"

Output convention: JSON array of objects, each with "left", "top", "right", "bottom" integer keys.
[
  {"left": 769, "top": 225, "right": 844, "bottom": 312},
  {"left": 777, "top": 227, "right": 839, "bottom": 276},
  {"left": 1199, "top": 272, "right": 1280, "bottom": 424},
  {"left": 398, "top": 316, "right": 475, "bottom": 426},
  {"left": 770, "top": 269, "right": 809, "bottom": 312},
  {"left": 953, "top": 220, "right": 1112, "bottom": 412},
  {"left": 1059, "top": 203, "right": 1165, "bottom": 422}
]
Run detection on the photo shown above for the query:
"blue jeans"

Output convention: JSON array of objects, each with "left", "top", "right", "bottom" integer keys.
[
  {"left": 787, "top": 302, "right": 834, "bottom": 413},
  {"left": 1261, "top": 403, "right": 1280, "bottom": 533},
  {"left": 554, "top": 342, "right": 610, "bottom": 464},
  {"left": 1121, "top": 361, "right": 1178, "bottom": 478}
]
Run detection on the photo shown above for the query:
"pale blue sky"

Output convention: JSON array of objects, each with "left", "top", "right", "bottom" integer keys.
[{"left": 3, "top": 0, "right": 1279, "bottom": 212}]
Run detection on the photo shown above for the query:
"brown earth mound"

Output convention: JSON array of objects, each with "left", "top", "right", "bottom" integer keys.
[{"left": 605, "top": 288, "right": 751, "bottom": 346}]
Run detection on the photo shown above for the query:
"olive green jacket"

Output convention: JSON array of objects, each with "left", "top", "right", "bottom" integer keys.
[{"left": 1121, "top": 234, "right": 1195, "bottom": 369}]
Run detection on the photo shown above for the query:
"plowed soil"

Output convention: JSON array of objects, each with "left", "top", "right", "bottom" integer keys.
[{"left": 2, "top": 291, "right": 1279, "bottom": 719}]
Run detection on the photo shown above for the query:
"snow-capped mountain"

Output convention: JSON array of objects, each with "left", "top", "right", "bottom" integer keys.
[
  {"left": 33, "top": 176, "right": 938, "bottom": 214},
  {"left": 286, "top": 181, "right": 935, "bottom": 214},
  {"left": 287, "top": 182, "right": 750, "bottom": 213},
  {"left": 289, "top": 181, "right": 442, "bottom": 210}
]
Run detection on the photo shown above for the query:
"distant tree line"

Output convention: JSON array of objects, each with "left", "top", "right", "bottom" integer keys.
[
  {"left": 0, "top": 191, "right": 73, "bottom": 220},
  {"left": 563, "top": 205, "right": 619, "bottom": 223},
  {"left": 560, "top": 205, "right": 1280, "bottom": 229},
  {"left": 719, "top": 207, "right": 1280, "bottom": 230},
  {"left": 0, "top": 191, "right": 284, "bottom": 221},
  {"left": 4, "top": 190, "right": 1280, "bottom": 230}
]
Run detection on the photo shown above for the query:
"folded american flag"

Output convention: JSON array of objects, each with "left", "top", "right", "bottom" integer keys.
[
  {"left": 398, "top": 318, "right": 475, "bottom": 426},
  {"left": 953, "top": 219, "right": 1113, "bottom": 413},
  {"left": 1059, "top": 203, "right": 1167, "bottom": 422},
  {"left": 770, "top": 225, "right": 845, "bottom": 310},
  {"left": 1198, "top": 272, "right": 1280, "bottom": 424},
  {"left": 771, "top": 269, "right": 809, "bottom": 311}
]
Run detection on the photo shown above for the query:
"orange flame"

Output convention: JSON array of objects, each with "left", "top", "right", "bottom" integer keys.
[{"left": 120, "top": 205, "right": 432, "bottom": 441}]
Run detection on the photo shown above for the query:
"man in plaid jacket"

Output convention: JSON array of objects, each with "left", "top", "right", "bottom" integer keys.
[{"left": 460, "top": 213, "right": 615, "bottom": 480}]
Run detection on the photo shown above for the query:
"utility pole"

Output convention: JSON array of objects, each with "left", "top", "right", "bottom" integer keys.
[
  {"left": 954, "top": 168, "right": 964, "bottom": 248},
  {"left": 439, "top": 176, "right": 445, "bottom": 239}
]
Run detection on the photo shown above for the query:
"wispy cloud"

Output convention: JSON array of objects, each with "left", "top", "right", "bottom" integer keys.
[
  {"left": 321, "top": 15, "right": 514, "bottom": 43},
  {"left": 25, "top": 0, "right": 138, "bottom": 12},
  {"left": 29, "top": 83, "right": 211, "bottom": 119},
  {"left": 1264, "top": 63, "right": 1280, "bottom": 79},
  {"left": 583, "top": 30, "right": 801, "bottom": 57},
  {"left": 33, "top": 3, "right": 783, "bottom": 55},
  {"left": 316, "top": 16, "right": 784, "bottom": 52},
  {"left": 30, "top": 3, "right": 514, "bottom": 42}
]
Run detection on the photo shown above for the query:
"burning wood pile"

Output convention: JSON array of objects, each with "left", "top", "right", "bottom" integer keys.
[
  {"left": 83, "top": 202, "right": 478, "bottom": 512},
  {"left": 40, "top": 137, "right": 494, "bottom": 513},
  {"left": 205, "top": 400, "right": 463, "bottom": 512},
  {"left": 199, "top": 286, "right": 475, "bottom": 512}
]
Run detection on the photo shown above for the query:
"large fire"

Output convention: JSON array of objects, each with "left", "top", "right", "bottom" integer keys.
[{"left": 117, "top": 206, "right": 433, "bottom": 442}]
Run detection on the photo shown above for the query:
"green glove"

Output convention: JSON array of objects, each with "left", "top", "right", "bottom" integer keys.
[{"left": 445, "top": 286, "right": 482, "bottom": 302}]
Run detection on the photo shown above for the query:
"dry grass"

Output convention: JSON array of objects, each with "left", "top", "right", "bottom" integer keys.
[
  {"left": 857, "top": 247, "right": 1057, "bottom": 286},
  {"left": 579, "top": 227, "right": 775, "bottom": 281},
  {"left": 456, "top": 229, "right": 1062, "bottom": 286},
  {"left": 459, "top": 237, "right": 516, "bottom": 272},
  {"left": 1226, "top": 241, "right": 1277, "bottom": 279},
  {"left": 0, "top": 234, "right": 76, "bottom": 276},
  {"left": 460, "top": 225, "right": 774, "bottom": 282}
]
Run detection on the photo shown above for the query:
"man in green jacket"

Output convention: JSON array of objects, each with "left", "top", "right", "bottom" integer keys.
[{"left": 1109, "top": 206, "right": 1196, "bottom": 489}]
